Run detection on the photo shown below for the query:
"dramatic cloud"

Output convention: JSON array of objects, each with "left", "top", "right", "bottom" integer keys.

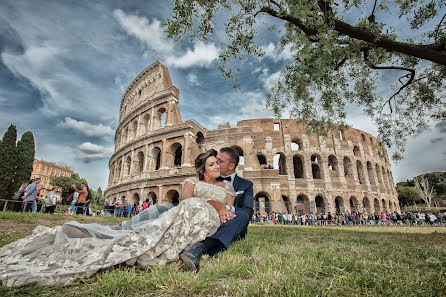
[
  {"left": 76, "top": 142, "right": 113, "bottom": 163},
  {"left": 59, "top": 117, "right": 115, "bottom": 138},
  {"left": 113, "top": 9, "right": 218, "bottom": 68},
  {"left": 259, "top": 68, "right": 281, "bottom": 90},
  {"left": 187, "top": 73, "right": 200, "bottom": 86},
  {"left": 430, "top": 137, "right": 443, "bottom": 144},
  {"left": 260, "top": 42, "right": 294, "bottom": 62}
]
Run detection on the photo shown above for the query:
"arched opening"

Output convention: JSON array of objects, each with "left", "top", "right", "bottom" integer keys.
[
  {"left": 353, "top": 145, "right": 360, "bottom": 156},
  {"left": 148, "top": 191, "right": 157, "bottom": 204},
  {"left": 174, "top": 146, "right": 182, "bottom": 167},
  {"left": 382, "top": 199, "right": 387, "bottom": 212},
  {"left": 315, "top": 195, "right": 326, "bottom": 213},
  {"left": 255, "top": 192, "right": 271, "bottom": 215},
  {"left": 149, "top": 147, "right": 161, "bottom": 171},
  {"left": 374, "top": 198, "right": 380, "bottom": 213},
  {"left": 382, "top": 167, "right": 388, "bottom": 189},
  {"left": 295, "top": 194, "right": 310, "bottom": 214},
  {"left": 132, "top": 120, "right": 138, "bottom": 138},
  {"left": 361, "top": 134, "right": 366, "bottom": 142},
  {"left": 143, "top": 114, "right": 151, "bottom": 133},
  {"left": 367, "top": 161, "right": 375, "bottom": 185},
  {"left": 282, "top": 195, "right": 291, "bottom": 212},
  {"left": 356, "top": 161, "right": 365, "bottom": 184},
  {"left": 231, "top": 145, "right": 244, "bottom": 166},
  {"left": 375, "top": 165, "right": 382, "bottom": 184},
  {"left": 196, "top": 132, "right": 204, "bottom": 145},
  {"left": 123, "top": 127, "right": 129, "bottom": 144},
  {"left": 328, "top": 155, "right": 339, "bottom": 177},
  {"left": 137, "top": 151, "right": 144, "bottom": 174},
  {"left": 166, "top": 190, "right": 180, "bottom": 206},
  {"left": 293, "top": 154, "right": 304, "bottom": 178},
  {"left": 160, "top": 112, "right": 167, "bottom": 128},
  {"left": 120, "top": 195, "right": 126, "bottom": 205},
  {"left": 350, "top": 196, "right": 359, "bottom": 212},
  {"left": 257, "top": 154, "right": 267, "bottom": 167},
  {"left": 132, "top": 193, "right": 140, "bottom": 205},
  {"left": 311, "top": 154, "right": 322, "bottom": 179},
  {"left": 117, "top": 160, "right": 122, "bottom": 180},
  {"left": 154, "top": 107, "right": 167, "bottom": 130},
  {"left": 273, "top": 153, "right": 287, "bottom": 175},
  {"left": 343, "top": 156, "right": 352, "bottom": 177},
  {"left": 125, "top": 156, "right": 131, "bottom": 176},
  {"left": 335, "top": 196, "right": 344, "bottom": 214},
  {"left": 291, "top": 138, "right": 302, "bottom": 150},
  {"left": 363, "top": 197, "right": 371, "bottom": 213}
]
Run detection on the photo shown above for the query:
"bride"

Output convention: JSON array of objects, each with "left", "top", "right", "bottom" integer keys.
[{"left": 0, "top": 149, "right": 235, "bottom": 287}]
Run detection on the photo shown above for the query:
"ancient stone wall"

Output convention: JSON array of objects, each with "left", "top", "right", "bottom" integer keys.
[{"left": 105, "top": 61, "right": 399, "bottom": 214}]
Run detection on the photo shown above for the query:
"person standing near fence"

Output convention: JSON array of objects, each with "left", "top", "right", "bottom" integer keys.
[
  {"left": 22, "top": 177, "right": 41, "bottom": 212},
  {"left": 71, "top": 184, "right": 88, "bottom": 215},
  {"left": 44, "top": 188, "right": 57, "bottom": 214}
]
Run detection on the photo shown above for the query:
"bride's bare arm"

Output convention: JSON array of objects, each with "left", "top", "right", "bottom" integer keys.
[{"left": 181, "top": 182, "right": 195, "bottom": 201}]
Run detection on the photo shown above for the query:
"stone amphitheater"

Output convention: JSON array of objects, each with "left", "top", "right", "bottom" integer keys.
[{"left": 105, "top": 61, "right": 400, "bottom": 215}]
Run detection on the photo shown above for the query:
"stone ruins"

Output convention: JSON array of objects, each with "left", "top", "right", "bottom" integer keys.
[{"left": 105, "top": 61, "right": 400, "bottom": 215}]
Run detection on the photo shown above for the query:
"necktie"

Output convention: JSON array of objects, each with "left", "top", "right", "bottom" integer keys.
[{"left": 217, "top": 176, "right": 231, "bottom": 182}]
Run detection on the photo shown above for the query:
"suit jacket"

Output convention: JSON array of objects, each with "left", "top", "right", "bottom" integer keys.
[{"left": 232, "top": 174, "right": 254, "bottom": 239}]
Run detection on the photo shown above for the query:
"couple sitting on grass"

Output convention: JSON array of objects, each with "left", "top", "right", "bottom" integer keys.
[{"left": 0, "top": 147, "right": 253, "bottom": 287}]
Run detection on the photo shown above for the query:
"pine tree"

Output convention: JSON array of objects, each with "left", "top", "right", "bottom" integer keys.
[
  {"left": 13, "top": 131, "right": 35, "bottom": 194},
  {"left": 0, "top": 124, "right": 18, "bottom": 199}
]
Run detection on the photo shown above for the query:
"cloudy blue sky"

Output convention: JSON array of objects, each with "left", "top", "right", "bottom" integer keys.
[{"left": 0, "top": 0, "right": 444, "bottom": 190}]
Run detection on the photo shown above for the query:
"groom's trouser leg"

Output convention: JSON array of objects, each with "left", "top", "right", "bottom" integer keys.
[
  {"left": 206, "top": 210, "right": 250, "bottom": 255},
  {"left": 110, "top": 205, "right": 172, "bottom": 230}
]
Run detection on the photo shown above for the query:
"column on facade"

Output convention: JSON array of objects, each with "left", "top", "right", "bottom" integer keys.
[
  {"left": 182, "top": 132, "right": 192, "bottom": 166},
  {"left": 160, "top": 139, "right": 168, "bottom": 169}
]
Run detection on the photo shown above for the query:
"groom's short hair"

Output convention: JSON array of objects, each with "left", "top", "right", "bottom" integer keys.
[{"left": 220, "top": 147, "right": 239, "bottom": 167}]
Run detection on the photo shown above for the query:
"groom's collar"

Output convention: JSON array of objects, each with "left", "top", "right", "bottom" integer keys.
[{"left": 221, "top": 172, "right": 237, "bottom": 185}]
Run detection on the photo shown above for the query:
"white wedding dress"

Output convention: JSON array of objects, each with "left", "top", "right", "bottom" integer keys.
[{"left": 0, "top": 177, "right": 234, "bottom": 287}]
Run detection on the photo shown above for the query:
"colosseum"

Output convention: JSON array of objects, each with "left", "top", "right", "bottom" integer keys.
[{"left": 105, "top": 60, "right": 400, "bottom": 215}]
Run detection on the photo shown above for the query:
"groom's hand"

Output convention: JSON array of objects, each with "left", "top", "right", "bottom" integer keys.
[{"left": 207, "top": 200, "right": 236, "bottom": 223}]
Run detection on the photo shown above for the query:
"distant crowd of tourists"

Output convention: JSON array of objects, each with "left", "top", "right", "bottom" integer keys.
[
  {"left": 100, "top": 199, "right": 153, "bottom": 217},
  {"left": 251, "top": 211, "right": 446, "bottom": 226}
]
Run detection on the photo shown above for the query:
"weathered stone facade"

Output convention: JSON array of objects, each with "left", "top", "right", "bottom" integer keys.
[{"left": 105, "top": 61, "right": 400, "bottom": 215}]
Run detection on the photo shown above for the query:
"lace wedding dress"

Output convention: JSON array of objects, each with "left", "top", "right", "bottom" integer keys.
[{"left": 0, "top": 177, "right": 234, "bottom": 287}]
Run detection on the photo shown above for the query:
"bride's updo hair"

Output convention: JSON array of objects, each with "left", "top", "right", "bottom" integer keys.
[{"left": 195, "top": 149, "right": 217, "bottom": 180}]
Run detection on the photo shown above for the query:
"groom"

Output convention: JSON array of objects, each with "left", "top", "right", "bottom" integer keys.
[{"left": 180, "top": 147, "right": 254, "bottom": 271}]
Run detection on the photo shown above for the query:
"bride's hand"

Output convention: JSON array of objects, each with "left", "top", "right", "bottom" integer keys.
[{"left": 218, "top": 208, "right": 236, "bottom": 223}]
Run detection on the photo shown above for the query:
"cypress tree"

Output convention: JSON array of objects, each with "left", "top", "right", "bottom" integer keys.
[
  {"left": 13, "top": 131, "right": 35, "bottom": 194},
  {"left": 0, "top": 124, "right": 18, "bottom": 199}
]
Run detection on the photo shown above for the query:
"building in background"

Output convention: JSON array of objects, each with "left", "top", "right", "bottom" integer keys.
[
  {"left": 31, "top": 159, "right": 74, "bottom": 199},
  {"left": 105, "top": 61, "right": 399, "bottom": 215}
]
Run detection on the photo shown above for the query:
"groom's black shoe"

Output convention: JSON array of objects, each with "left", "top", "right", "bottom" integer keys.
[{"left": 180, "top": 242, "right": 207, "bottom": 272}]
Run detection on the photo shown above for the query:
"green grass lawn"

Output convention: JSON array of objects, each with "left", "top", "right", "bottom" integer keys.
[{"left": 0, "top": 213, "right": 445, "bottom": 296}]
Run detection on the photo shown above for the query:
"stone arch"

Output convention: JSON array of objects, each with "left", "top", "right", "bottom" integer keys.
[
  {"left": 231, "top": 145, "right": 244, "bottom": 166},
  {"left": 117, "top": 160, "right": 122, "bottom": 180},
  {"left": 350, "top": 196, "right": 359, "bottom": 212},
  {"left": 353, "top": 145, "right": 360, "bottom": 157},
  {"left": 153, "top": 107, "right": 167, "bottom": 130},
  {"left": 132, "top": 193, "right": 140, "bottom": 205},
  {"left": 381, "top": 198, "right": 387, "bottom": 212},
  {"left": 382, "top": 167, "right": 388, "bottom": 189},
  {"left": 295, "top": 194, "right": 310, "bottom": 214},
  {"left": 343, "top": 156, "right": 352, "bottom": 177},
  {"left": 149, "top": 147, "right": 161, "bottom": 171},
  {"left": 356, "top": 160, "right": 366, "bottom": 184},
  {"left": 293, "top": 154, "right": 305, "bottom": 178},
  {"left": 328, "top": 155, "right": 339, "bottom": 177},
  {"left": 335, "top": 196, "right": 345, "bottom": 214},
  {"left": 255, "top": 192, "right": 271, "bottom": 215},
  {"left": 167, "top": 142, "right": 182, "bottom": 168},
  {"left": 132, "top": 120, "right": 138, "bottom": 138},
  {"left": 361, "top": 133, "right": 366, "bottom": 142},
  {"left": 143, "top": 114, "right": 151, "bottom": 133},
  {"left": 148, "top": 191, "right": 157, "bottom": 204},
  {"left": 136, "top": 151, "right": 144, "bottom": 174},
  {"left": 291, "top": 138, "right": 302, "bottom": 150},
  {"left": 196, "top": 132, "right": 204, "bottom": 145},
  {"left": 311, "top": 154, "right": 323, "bottom": 179},
  {"left": 257, "top": 153, "right": 267, "bottom": 167},
  {"left": 315, "top": 195, "right": 327, "bottom": 213},
  {"left": 125, "top": 156, "right": 131, "bottom": 176},
  {"left": 120, "top": 195, "right": 126, "bottom": 204},
  {"left": 282, "top": 195, "right": 291, "bottom": 213},
  {"left": 273, "top": 153, "right": 287, "bottom": 175},
  {"left": 367, "top": 161, "right": 375, "bottom": 185},
  {"left": 363, "top": 197, "right": 371, "bottom": 213},
  {"left": 165, "top": 189, "right": 180, "bottom": 206},
  {"left": 375, "top": 164, "right": 382, "bottom": 184},
  {"left": 374, "top": 198, "right": 380, "bottom": 213},
  {"left": 122, "top": 126, "right": 129, "bottom": 144}
]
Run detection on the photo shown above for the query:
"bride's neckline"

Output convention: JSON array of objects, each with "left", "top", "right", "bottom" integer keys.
[{"left": 198, "top": 180, "right": 225, "bottom": 190}]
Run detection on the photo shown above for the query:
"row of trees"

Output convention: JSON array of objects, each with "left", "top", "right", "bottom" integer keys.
[
  {"left": 397, "top": 172, "right": 446, "bottom": 208},
  {"left": 0, "top": 124, "right": 35, "bottom": 200}
]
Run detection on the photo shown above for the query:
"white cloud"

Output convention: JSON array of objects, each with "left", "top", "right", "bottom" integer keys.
[
  {"left": 113, "top": 9, "right": 175, "bottom": 54},
  {"left": 75, "top": 142, "right": 114, "bottom": 163},
  {"left": 187, "top": 73, "right": 200, "bottom": 86},
  {"left": 113, "top": 9, "right": 218, "bottom": 68},
  {"left": 166, "top": 41, "right": 219, "bottom": 68},
  {"left": 260, "top": 42, "right": 294, "bottom": 62},
  {"left": 259, "top": 68, "right": 281, "bottom": 90},
  {"left": 59, "top": 117, "right": 115, "bottom": 138}
]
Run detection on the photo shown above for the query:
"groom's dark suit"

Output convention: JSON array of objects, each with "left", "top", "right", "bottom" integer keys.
[{"left": 207, "top": 174, "right": 253, "bottom": 254}]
